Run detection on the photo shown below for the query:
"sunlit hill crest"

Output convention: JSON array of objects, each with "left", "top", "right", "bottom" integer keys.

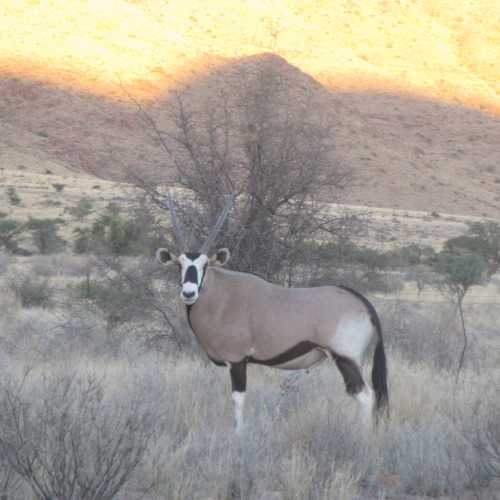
[
  {"left": 2, "top": 0, "right": 499, "bottom": 110},
  {"left": 1, "top": 0, "right": 499, "bottom": 218}
]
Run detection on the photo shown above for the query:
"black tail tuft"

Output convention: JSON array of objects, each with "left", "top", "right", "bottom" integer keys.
[
  {"left": 372, "top": 338, "right": 389, "bottom": 418},
  {"left": 337, "top": 285, "right": 389, "bottom": 420}
]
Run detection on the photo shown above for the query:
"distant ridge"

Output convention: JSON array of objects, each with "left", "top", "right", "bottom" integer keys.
[{"left": 1, "top": 1, "right": 499, "bottom": 217}]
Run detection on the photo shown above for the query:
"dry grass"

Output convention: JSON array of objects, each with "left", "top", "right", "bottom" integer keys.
[
  {"left": 1, "top": 347, "right": 498, "bottom": 499},
  {"left": 0, "top": 255, "right": 499, "bottom": 499}
]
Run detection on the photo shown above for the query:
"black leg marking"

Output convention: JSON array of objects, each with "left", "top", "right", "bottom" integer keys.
[
  {"left": 248, "top": 341, "right": 319, "bottom": 366},
  {"left": 208, "top": 356, "right": 226, "bottom": 367},
  {"left": 334, "top": 355, "right": 365, "bottom": 396},
  {"left": 230, "top": 360, "right": 247, "bottom": 392}
]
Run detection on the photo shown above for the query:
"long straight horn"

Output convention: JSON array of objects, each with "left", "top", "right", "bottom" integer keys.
[
  {"left": 200, "top": 194, "right": 235, "bottom": 255},
  {"left": 166, "top": 191, "right": 187, "bottom": 249}
]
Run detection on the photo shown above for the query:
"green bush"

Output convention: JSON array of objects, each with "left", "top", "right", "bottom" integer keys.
[
  {"left": 7, "top": 187, "right": 21, "bottom": 206},
  {"left": 68, "top": 198, "right": 93, "bottom": 218},
  {"left": 73, "top": 204, "right": 161, "bottom": 256},
  {"left": 70, "top": 263, "right": 156, "bottom": 332},
  {"left": 27, "top": 218, "right": 66, "bottom": 254},
  {"left": 385, "top": 244, "right": 437, "bottom": 268},
  {"left": 444, "top": 221, "right": 500, "bottom": 277},
  {"left": 311, "top": 241, "right": 390, "bottom": 269},
  {"left": 0, "top": 219, "right": 25, "bottom": 253},
  {"left": 433, "top": 252, "right": 487, "bottom": 295}
]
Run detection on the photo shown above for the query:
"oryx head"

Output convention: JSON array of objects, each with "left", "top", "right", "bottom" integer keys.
[{"left": 156, "top": 192, "right": 234, "bottom": 305}]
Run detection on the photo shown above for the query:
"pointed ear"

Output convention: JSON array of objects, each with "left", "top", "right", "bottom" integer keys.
[
  {"left": 210, "top": 248, "right": 230, "bottom": 266},
  {"left": 156, "top": 248, "right": 177, "bottom": 265}
]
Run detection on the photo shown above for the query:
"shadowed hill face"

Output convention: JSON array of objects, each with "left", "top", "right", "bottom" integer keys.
[{"left": 1, "top": 54, "right": 499, "bottom": 218}]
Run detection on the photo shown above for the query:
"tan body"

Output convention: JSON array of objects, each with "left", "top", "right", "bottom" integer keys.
[{"left": 189, "top": 267, "right": 372, "bottom": 369}]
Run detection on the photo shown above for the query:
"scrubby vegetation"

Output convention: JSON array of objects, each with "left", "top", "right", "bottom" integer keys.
[
  {"left": 8, "top": 273, "right": 54, "bottom": 309},
  {"left": 27, "top": 217, "right": 66, "bottom": 254},
  {"left": 1, "top": 182, "right": 499, "bottom": 499},
  {"left": 0, "top": 245, "right": 499, "bottom": 499},
  {"left": 0, "top": 219, "right": 25, "bottom": 254},
  {"left": 6, "top": 186, "right": 21, "bottom": 206},
  {"left": 67, "top": 197, "right": 94, "bottom": 219},
  {"left": 73, "top": 203, "right": 161, "bottom": 256}
]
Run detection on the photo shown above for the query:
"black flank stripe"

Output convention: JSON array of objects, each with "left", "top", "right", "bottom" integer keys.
[{"left": 248, "top": 341, "right": 318, "bottom": 366}]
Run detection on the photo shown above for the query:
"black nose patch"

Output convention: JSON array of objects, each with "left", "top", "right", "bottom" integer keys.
[{"left": 184, "top": 265, "right": 198, "bottom": 284}]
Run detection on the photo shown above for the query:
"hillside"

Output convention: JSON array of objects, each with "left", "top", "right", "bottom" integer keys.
[{"left": 1, "top": 0, "right": 499, "bottom": 217}]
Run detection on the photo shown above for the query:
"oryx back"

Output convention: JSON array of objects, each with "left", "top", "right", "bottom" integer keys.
[{"left": 187, "top": 267, "right": 376, "bottom": 369}]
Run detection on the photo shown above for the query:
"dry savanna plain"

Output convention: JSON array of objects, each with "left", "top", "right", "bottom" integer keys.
[
  {"left": 1, "top": 1, "right": 500, "bottom": 499},
  {"left": 1, "top": 164, "right": 500, "bottom": 500}
]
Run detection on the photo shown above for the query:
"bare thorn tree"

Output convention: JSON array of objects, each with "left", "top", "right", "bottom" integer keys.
[{"left": 129, "top": 56, "right": 353, "bottom": 283}]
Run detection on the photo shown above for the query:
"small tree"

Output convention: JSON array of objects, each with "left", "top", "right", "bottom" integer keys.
[
  {"left": 444, "top": 221, "right": 500, "bottom": 277},
  {"left": 68, "top": 197, "right": 94, "bottom": 218},
  {"left": 404, "top": 264, "right": 435, "bottom": 296},
  {"left": 68, "top": 254, "right": 190, "bottom": 352},
  {"left": 130, "top": 55, "right": 352, "bottom": 284},
  {"left": 6, "top": 187, "right": 21, "bottom": 206},
  {"left": 432, "top": 252, "right": 487, "bottom": 380},
  {"left": 73, "top": 203, "right": 161, "bottom": 256},
  {"left": 0, "top": 219, "right": 25, "bottom": 253},
  {"left": 27, "top": 218, "right": 66, "bottom": 254},
  {"left": 304, "top": 239, "right": 402, "bottom": 293}
]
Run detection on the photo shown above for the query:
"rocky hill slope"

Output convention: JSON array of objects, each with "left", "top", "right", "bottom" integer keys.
[{"left": 1, "top": 0, "right": 499, "bottom": 217}]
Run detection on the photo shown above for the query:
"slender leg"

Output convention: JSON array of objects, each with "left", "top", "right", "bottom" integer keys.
[
  {"left": 334, "top": 354, "right": 374, "bottom": 427},
  {"left": 229, "top": 360, "right": 247, "bottom": 434}
]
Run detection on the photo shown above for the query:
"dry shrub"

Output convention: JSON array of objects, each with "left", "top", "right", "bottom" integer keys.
[
  {"left": 0, "top": 304, "right": 111, "bottom": 362},
  {"left": 28, "top": 254, "right": 93, "bottom": 278},
  {"left": 376, "top": 354, "right": 496, "bottom": 496},
  {"left": 383, "top": 416, "right": 481, "bottom": 496},
  {"left": 379, "top": 299, "right": 469, "bottom": 370},
  {"left": 462, "top": 383, "right": 500, "bottom": 488},
  {"left": 8, "top": 273, "right": 54, "bottom": 309},
  {"left": 0, "top": 251, "right": 11, "bottom": 274},
  {"left": 0, "top": 284, "right": 18, "bottom": 320},
  {"left": 0, "top": 366, "right": 162, "bottom": 500}
]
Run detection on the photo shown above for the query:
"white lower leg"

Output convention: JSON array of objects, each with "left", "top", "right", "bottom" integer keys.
[
  {"left": 232, "top": 391, "right": 245, "bottom": 433},
  {"left": 355, "top": 385, "right": 374, "bottom": 427}
]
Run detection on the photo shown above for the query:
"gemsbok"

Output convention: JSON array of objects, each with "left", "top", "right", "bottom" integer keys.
[{"left": 156, "top": 193, "right": 389, "bottom": 432}]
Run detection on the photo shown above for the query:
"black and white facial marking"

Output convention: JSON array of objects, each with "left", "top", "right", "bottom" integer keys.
[
  {"left": 170, "top": 252, "right": 207, "bottom": 305},
  {"left": 156, "top": 247, "right": 230, "bottom": 305}
]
